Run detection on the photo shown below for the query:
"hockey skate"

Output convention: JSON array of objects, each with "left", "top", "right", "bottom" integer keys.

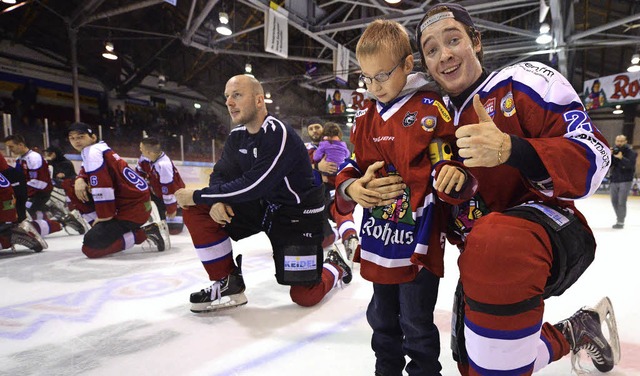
[
  {"left": 142, "top": 222, "right": 165, "bottom": 252},
  {"left": 325, "top": 246, "right": 352, "bottom": 284},
  {"left": 554, "top": 297, "right": 620, "bottom": 374},
  {"left": 11, "top": 225, "right": 47, "bottom": 252},
  {"left": 18, "top": 220, "right": 48, "bottom": 250},
  {"left": 341, "top": 234, "right": 358, "bottom": 269},
  {"left": 190, "top": 254, "right": 247, "bottom": 313},
  {"left": 61, "top": 212, "right": 87, "bottom": 235}
]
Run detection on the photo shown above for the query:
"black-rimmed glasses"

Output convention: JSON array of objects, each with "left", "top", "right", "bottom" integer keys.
[{"left": 359, "top": 58, "right": 405, "bottom": 85}]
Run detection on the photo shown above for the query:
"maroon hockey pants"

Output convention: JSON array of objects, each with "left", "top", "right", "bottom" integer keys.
[{"left": 457, "top": 212, "right": 570, "bottom": 375}]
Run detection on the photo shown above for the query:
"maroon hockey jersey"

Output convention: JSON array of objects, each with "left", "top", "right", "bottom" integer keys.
[
  {"left": 80, "top": 141, "right": 151, "bottom": 224},
  {"left": 136, "top": 153, "right": 185, "bottom": 215},
  {"left": 15, "top": 149, "right": 52, "bottom": 197},
  {"left": 336, "top": 84, "right": 462, "bottom": 284}
]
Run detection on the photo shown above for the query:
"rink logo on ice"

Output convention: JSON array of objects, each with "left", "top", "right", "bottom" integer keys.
[{"left": 284, "top": 256, "right": 317, "bottom": 271}]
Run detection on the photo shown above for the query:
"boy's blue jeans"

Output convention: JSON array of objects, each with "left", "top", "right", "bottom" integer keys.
[{"left": 367, "top": 268, "right": 441, "bottom": 376}]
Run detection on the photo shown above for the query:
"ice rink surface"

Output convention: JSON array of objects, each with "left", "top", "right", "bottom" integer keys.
[{"left": 0, "top": 194, "right": 638, "bottom": 376}]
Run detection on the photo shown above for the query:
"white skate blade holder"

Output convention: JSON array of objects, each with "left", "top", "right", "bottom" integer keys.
[
  {"left": 190, "top": 292, "right": 248, "bottom": 313},
  {"left": 571, "top": 296, "right": 621, "bottom": 375}
]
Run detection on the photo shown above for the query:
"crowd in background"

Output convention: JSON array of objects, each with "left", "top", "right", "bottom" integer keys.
[{"left": 0, "top": 91, "right": 228, "bottom": 162}]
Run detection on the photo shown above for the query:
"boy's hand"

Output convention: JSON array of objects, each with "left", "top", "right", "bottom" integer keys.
[
  {"left": 346, "top": 161, "right": 405, "bottom": 208},
  {"left": 434, "top": 165, "right": 466, "bottom": 194}
]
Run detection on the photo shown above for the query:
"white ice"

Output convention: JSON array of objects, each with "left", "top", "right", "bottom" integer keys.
[{"left": 0, "top": 194, "right": 638, "bottom": 376}]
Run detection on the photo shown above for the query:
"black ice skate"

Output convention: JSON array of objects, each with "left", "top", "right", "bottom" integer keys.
[
  {"left": 190, "top": 254, "right": 247, "bottom": 313},
  {"left": 325, "top": 247, "right": 352, "bottom": 284},
  {"left": 61, "top": 213, "right": 86, "bottom": 235},
  {"left": 554, "top": 297, "right": 620, "bottom": 374},
  {"left": 11, "top": 225, "right": 47, "bottom": 252},
  {"left": 341, "top": 234, "right": 358, "bottom": 269},
  {"left": 142, "top": 222, "right": 165, "bottom": 252}
]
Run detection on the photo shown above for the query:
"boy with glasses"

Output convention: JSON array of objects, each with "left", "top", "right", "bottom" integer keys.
[{"left": 335, "top": 19, "right": 476, "bottom": 375}]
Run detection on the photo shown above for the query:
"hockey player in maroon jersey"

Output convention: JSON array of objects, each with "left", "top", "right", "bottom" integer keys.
[
  {"left": 67, "top": 123, "right": 164, "bottom": 258},
  {"left": 0, "top": 151, "right": 48, "bottom": 252},
  {"left": 335, "top": 20, "right": 477, "bottom": 376},
  {"left": 417, "top": 3, "right": 618, "bottom": 375},
  {"left": 176, "top": 75, "right": 352, "bottom": 313},
  {"left": 136, "top": 137, "right": 185, "bottom": 235},
  {"left": 4, "top": 135, "right": 84, "bottom": 236}
]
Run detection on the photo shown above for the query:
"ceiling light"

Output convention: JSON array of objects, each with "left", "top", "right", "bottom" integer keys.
[
  {"left": 627, "top": 63, "right": 640, "bottom": 73},
  {"left": 612, "top": 105, "right": 623, "bottom": 115},
  {"left": 245, "top": 63, "right": 252, "bottom": 73},
  {"left": 384, "top": 0, "right": 401, "bottom": 3},
  {"left": 216, "top": 12, "right": 232, "bottom": 36},
  {"left": 194, "top": 103, "right": 201, "bottom": 109},
  {"left": 631, "top": 53, "right": 640, "bottom": 65},
  {"left": 264, "top": 92, "right": 273, "bottom": 104},
  {"left": 536, "top": 23, "right": 552, "bottom": 44},
  {"left": 101, "top": 42, "right": 118, "bottom": 60},
  {"left": 2, "top": 0, "right": 17, "bottom": 4},
  {"left": 346, "top": 104, "right": 355, "bottom": 113},
  {"left": 356, "top": 80, "right": 366, "bottom": 93}
]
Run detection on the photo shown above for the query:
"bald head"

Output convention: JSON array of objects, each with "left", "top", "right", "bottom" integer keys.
[
  {"left": 227, "top": 75, "right": 264, "bottom": 95},
  {"left": 225, "top": 75, "right": 268, "bottom": 130}
]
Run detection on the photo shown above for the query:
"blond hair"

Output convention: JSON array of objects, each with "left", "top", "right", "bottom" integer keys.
[{"left": 356, "top": 20, "right": 412, "bottom": 62}]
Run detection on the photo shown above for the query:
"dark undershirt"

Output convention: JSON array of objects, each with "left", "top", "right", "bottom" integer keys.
[{"left": 449, "top": 70, "right": 550, "bottom": 181}]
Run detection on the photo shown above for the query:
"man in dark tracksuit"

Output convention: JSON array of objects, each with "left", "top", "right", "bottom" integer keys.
[{"left": 176, "top": 75, "right": 351, "bottom": 313}]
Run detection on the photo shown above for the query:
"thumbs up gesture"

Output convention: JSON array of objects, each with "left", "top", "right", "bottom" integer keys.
[{"left": 455, "top": 95, "right": 511, "bottom": 167}]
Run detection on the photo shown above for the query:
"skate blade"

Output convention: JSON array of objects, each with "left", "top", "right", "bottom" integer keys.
[
  {"left": 571, "top": 296, "right": 621, "bottom": 375},
  {"left": 160, "top": 220, "right": 172, "bottom": 251},
  {"left": 593, "top": 296, "right": 621, "bottom": 365},
  {"left": 190, "top": 293, "right": 248, "bottom": 313}
]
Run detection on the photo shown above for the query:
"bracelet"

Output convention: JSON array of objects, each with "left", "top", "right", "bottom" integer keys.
[{"left": 497, "top": 133, "right": 508, "bottom": 164}]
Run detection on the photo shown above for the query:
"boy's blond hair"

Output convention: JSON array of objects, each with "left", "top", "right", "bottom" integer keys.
[{"left": 356, "top": 20, "right": 412, "bottom": 62}]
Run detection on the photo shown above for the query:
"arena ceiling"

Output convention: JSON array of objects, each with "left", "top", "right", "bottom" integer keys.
[{"left": 1, "top": 0, "right": 640, "bottom": 122}]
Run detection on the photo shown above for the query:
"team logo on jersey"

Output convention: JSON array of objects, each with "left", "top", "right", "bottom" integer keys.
[
  {"left": 421, "top": 116, "right": 437, "bottom": 132},
  {"left": 433, "top": 100, "right": 452, "bottom": 122},
  {"left": 483, "top": 97, "right": 496, "bottom": 118},
  {"left": 253, "top": 148, "right": 258, "bottom": 158},
  {"left": 371, "top": 164, "right": 415, "bottom": 226},
  {"left": 356, "top": 108, "right": 368, "bottom": 117},
  {"left": 500, "top": 92, "right": 516, "bottom": 117},
  {"left": 402, "top": 111, "right": 418, "bottom": 127},
  {"left": 0, "top": 173, "right": 10, "bottom": 188}
]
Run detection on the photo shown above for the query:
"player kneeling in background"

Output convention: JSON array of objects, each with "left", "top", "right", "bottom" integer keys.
[
  {"left": 136, "top": 136, "right": 185, "bottom": 237},
  {"left": 67, "top": 122, "right": 165, "bottom": 258},
  {"left": 0, "top": 152, "right": 47, "bottom": 252}
]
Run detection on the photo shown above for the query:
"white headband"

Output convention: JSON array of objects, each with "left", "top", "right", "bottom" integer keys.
[{"left": 419, "top": 11, "right": 454, "bottom": 32}]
